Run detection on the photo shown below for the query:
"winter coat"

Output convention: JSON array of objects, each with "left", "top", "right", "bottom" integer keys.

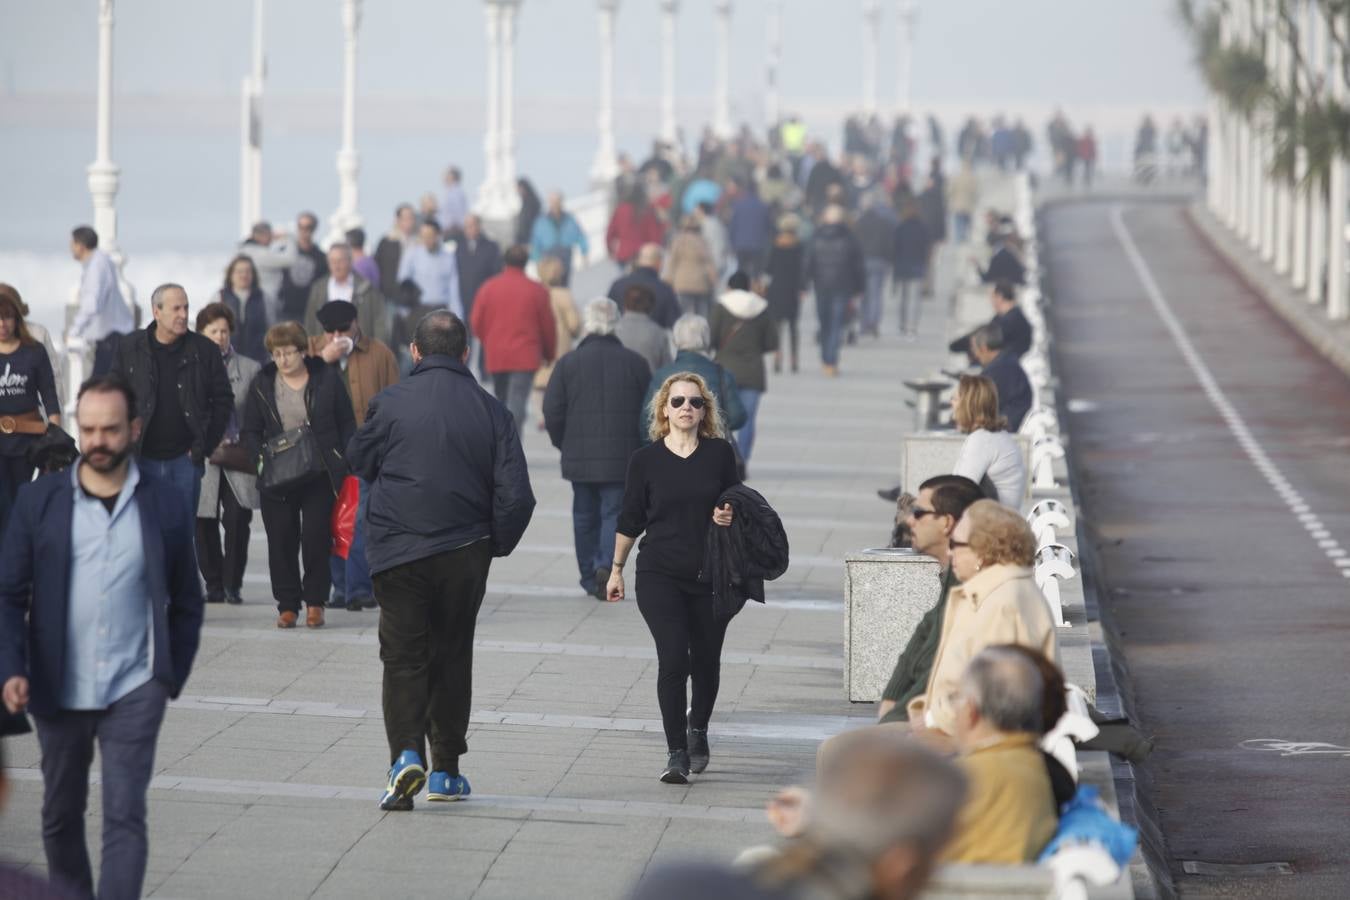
[
  {"left": 764, "top": 240, "right": 806, "bottom": 321},
  {"left": 856, "top": 206, "right": 899, "bottom": 262},
  {"left": 804, "top": 223, "right": 866, "bottom": 299},
  {"left": 981, "top": 351, "right": 1033, "bottom": 432},
  {"left": 470, "top": 267, "right": 558, "bottom": 374},
  {"left": 607, "top": 267, "right": 681, "bottom": 329},
  {"left": 240, "top": 356, "right": 355, "bottom": 496},
  {"left": 710, "top": 290, "right": 779, "bottom": 392},
  {"left": 699, "top": 484, "right": 789, "bottom": 619},
  {"left": 196, "top": 349, "right": 261, "bottom": 517},
  {"left": 642, "top": 350, "right": 748, "bottom": 441},
  {"left": 456, "top": 235, "right": 503, "bottom": 320},
  {"left": 215, "top": 286, "right": 269, "bottom": 362},
  {"left": 530, "top": 212, "right": 589, "bottom": 261},
  {"left": 306, "top": 333, "right": 401, "bottom": 426},
  {"left": 109, "top": 324, "right": 234, "bottom": 463},
  {"left": 728, "top": 194, "right": 772, "bottom": 254},
  {"left": 345, "top": 354, "right": 536, "bottom": 573},
  {"left": 894, "top": 216, "right": 933, "bottom": 280},
  {"left": 304, "top": 274, "right": 389, "bottom": 346},
  {"left": 614, "top": 312, "right": 673, "bottom": 373},
  {"left": 665, "top": 231, "right": 719, "bottom": 296},
  {"left": 542, "top": 334, "right": 651, "bottom": 484},
  {"left": 919, "top": 179, "right": 948, "bottom": 242},
  {"left": 606, "top": 203, "right": 666, "bottom": 265},
  {"left": 533, "top": 286, "right": 581, "bottom": 390}
]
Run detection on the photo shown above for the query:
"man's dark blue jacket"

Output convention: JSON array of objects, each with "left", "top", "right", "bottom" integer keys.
[
  {"left": 346, "top": 354, "right": 536, "bottom": 575},
  {"left": 0, "top": 469, "right": 205, "bottom": 718},
  {"left": 982, "top": 350, "right": 1033, "bottom": 432}
]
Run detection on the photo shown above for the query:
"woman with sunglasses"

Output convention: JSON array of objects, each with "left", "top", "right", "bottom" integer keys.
[{"left": 609, "top": 372, "right": 740, "bottom": 784}]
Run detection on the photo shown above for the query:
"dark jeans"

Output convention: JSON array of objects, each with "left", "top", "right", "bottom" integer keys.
[
  {"left": 138, "top": 454, "right": 203, "bottom": 527},
  {"left": 492, "top": 370, "right": 535, "bottom": 435},
  {"left": 330, "top": 477, "right": 373, "bottom": 603},
  {"left": 34, "top": 680, "right": 169, "bottom": 900},
  {"left": 816, "top": 292, "right": 848, "bottom": 366},
  {"left": 635, "top": 571, "right": 731, "bottom": 750},
  {"left": 898, "top": 278, "right": 922, "bottom": 334},
  {"left": 862, "top": 258, "right": 890, "bottom": 331},
  {"left": 570, "top": 481, "right": 624, "bottom": 591},
  {"left": 374, "top": 540, "right": 493, "bottom": 774},
  {"left": 0, "top": 452, "right": 34, "bottom": 538},
  {"left": 677, "top": 293, "right": 711, "bottom": 319},
  {"left": 260, "top": 476, "right": 334, "bottom": 613},
  {"left": 195, "top": 477, "right": 252, "bottom": 595},
  {"left": 735, "top": 249, "right": 765, "bottom": 280}
]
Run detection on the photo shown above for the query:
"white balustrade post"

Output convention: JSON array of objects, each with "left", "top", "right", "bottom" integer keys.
[
  {"left": 1276, "top": 5, "right": 1295, "bottom": 275},
  {"left": 861, "top": 0, "right": 881, "bottom": 117},
  {"left": 1262, "top": 0, "right": 1279, "bottom": 262},
  {"left": 660, "top": 0, "right": 679, "bottom": 145},
  {"left": 765, "top": 0, "right": 782, "bottom": 130},
  {"left": 499, "top": 0, "right": 521, "bottom": 214},
  {"left": 590, "top": 0, "right": 620, "bottom": 187},
  {"left": 895, "top": 0, "right": 916, "bottom": 114},
  {"left": 1306, "top": 5, "right": 1327, "bottom": 303},
  {"left": 1328, "top": 7, "right": 1349, "bottom": 319},
  {"left": 239, "top": 0, "right": 264, "bottom": 237},
  {"left": 327, "top": 0, "right": 363, "bottom": 246},
  {"left": 1248, "top": 0, "right": 1263, "bottom": 248},
  {"left": 713, "top": 0, "right": 733, "bottom": 138},
  {"left": 1290, "top": 0, "right": 1311, "bottom": 288},
  {"left": 477, "top": 1, "right": 504, "bottom": 216},
  {"left": 86, "top": 0, "right": 134, "bottom": 316}
]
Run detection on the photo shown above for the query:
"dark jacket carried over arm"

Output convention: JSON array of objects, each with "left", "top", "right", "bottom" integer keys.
[
  {"left": 700, "top": 484, "right": 789, "bottom": 620},
  {"left": 542, "top": 334, "right": 651, "bottom": 484},
  {"left": 111, "top": 325, "right": 235, "bottom": 462},
  {"left": 0, "top": 469, "right": 205, "bottom": 717},
  {"left": 346, "top": 354, "right": 535, "bottom": 574}
]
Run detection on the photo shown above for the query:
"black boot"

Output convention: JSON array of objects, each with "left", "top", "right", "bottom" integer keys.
[
  {"left": 660, "top": 749, "right": 691, "bottom": 784},
  {"left": 688, "top": 729, "right": 710, "bottom": 774}
]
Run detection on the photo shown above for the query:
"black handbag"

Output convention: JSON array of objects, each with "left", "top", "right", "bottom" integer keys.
[
  {"left": 259, "top": 424, "right": 322, "bottom": 492},
  {"left": 26, "top": 424, "right": 79, "bottom": 474}
]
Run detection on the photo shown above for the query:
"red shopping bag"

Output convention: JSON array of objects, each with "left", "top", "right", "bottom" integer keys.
[{"left": 331, "top": 475, "right": 359, "bottom": 559}]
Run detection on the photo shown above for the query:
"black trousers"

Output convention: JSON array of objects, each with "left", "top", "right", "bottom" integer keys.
[
  {"left": 195, "top": 477, "right": 252, "bottom": 595},
  {"left": 374, "top": 540, "right": 492, "bottom": 774},
  {"left": 0, "top": 452, "right": 34, "bottom": 538},
  {"left": 635, "top": 571, "right": 731, "bottom": 751},
  {"left": 259, "top": 476, "right": 334, "bottom": 612}
]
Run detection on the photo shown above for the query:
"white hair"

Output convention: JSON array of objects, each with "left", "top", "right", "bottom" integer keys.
[
  {"left": 672, "top": 314, "right": 710, "bottom": 352},
  {"left": 583, "top": 298, "right": 619, "bottom": 336}
]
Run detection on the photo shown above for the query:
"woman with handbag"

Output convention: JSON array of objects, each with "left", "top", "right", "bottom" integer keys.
[
  {"left": 242, "top": 321, "right": 356, "bottom": 629},
  {"left": 194, "top": 302, "right": 261, "bottom": 605},
  {"left": 0, "top": 284, "right": 60, "bottom": 536}
]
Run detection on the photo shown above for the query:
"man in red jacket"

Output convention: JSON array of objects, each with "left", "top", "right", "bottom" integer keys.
[{"left": 469, "top": 245, "right": 557, "bottom": 433}]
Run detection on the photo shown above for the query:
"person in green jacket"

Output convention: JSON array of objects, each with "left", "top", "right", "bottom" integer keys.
[{"left": 877, "top": 475, "right": 986, "bottom": 724}]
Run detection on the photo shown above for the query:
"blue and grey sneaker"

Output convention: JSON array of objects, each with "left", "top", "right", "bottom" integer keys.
[
  {"left": 379, "top": 750, "right": 426, "bottom": 811},
  {"left": 426, "top": 771, "right": 471, "bottom": 802}
]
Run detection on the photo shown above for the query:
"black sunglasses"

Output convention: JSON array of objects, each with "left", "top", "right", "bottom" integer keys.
[
  {"left": 669, "top": 396, "right": 705, "bottom": 409},
  {"left": 911, "top": 507, "right": 938, "bottom": 520}
]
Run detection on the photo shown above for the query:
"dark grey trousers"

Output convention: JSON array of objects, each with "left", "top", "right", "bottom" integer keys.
[{"left": 33, "top": 679, "right": 168, "bottom": 900}]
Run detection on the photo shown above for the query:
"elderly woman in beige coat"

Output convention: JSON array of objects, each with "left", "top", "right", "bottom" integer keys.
[
  {"left": 909, "top": 499, "right": 1059, "bottom": 745},
  {"left": 533, "top": 256, "right": 581, "bottom": 428},
  {"left": 663, "top": 215, "right": 719, "bottom": 319},
  {"left": 195, "top": 302, "right": 262, "bottom": 605}
]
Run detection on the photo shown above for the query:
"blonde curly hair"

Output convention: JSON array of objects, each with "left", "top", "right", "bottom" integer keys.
[
  {"left": 647, "top": 372, "right": 725, "bottom": 442},
  {"left": 964, "top": 499, "right": 1037, "bottom": 568}
]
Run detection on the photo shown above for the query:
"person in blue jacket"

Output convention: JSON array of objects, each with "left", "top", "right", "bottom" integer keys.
[{"left": 529, "top": 191, "right": 590, "bottom": 287}]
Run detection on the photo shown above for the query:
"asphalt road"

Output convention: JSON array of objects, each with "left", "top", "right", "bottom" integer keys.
[{"left": 1043, "top": 199, "right": 1350, "bottom": 899}]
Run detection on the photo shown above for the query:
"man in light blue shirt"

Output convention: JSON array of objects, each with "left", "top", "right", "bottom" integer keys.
[
  {"left": 437, "top": 166, "right": 469, "bottom": 237},
  {"left": 69, "top": 226, "right": 133, "bottom": 344},
  {"left": 397, "top": 219, "right": 463, "bottom": 319},
  {"left": 0, "top": 374, "right": 204, "bottom": 900}
]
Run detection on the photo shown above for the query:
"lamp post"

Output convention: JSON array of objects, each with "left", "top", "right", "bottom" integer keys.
[
  {"left": 477, "top": 1, "right": 504, "bottom": 216},
  {"left": 239, "top": 0, "right": 265, "bottom": 237},
  {"left": 87, "top": 0, "right": 133, "bottom": 311},
  {"left": 713, "top": 0, "right": 732, "bottom": 138},
  {"left": 1328, "top": 6, "right": 1349, "bottom": 319},
  {"left": 861, "top": 0, "right": 881, "bottom": 116},
  {"left": 327, "top": 0, "right": 363, "bottom": 246},
  {"left": 895, "top": 0, "right": 916, "bottom": 114},
  {"left": 1306, "top": 5, "right": 1326, "bottom": 303},
  {"left": 499, "top": 0, "right": 521, "bottom": 215},
  {"left": 660, "top": 0, "right": 679, "bottom": 145},
  {"left": 590, "top": 0, "right": 620, "bottom": 187}
]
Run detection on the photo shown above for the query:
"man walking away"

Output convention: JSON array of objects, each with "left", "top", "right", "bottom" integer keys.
[
  {"left": 347, "top": 311, "right": 535, "bottom": 811},
  {"left": 543, "top": 298, "right": 651, "bottom": 600},
  {"left": 0, "top": 375, "right": 205, "bottom": 900},
  {"left": 471, "top": 246, "right": 558, "bottom": 434},
  {"left": 69, "top": 225, "right": 134, "bottom": 376},
  {"left": 804, "top": 205, "right": 865, "bottom": 377}
]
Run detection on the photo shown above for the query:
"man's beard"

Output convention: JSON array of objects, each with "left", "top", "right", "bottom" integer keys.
[{"left": 83, "top": 445, "right": 130, "bottom": 473}]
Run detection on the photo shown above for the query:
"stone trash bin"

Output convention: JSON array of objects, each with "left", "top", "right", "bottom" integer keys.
[{"left": 843, "top": 548, "right": 942, "bottom": 702}]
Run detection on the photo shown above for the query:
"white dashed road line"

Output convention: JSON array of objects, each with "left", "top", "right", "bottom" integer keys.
[{"left": 1111, "top": 206, "right": 1349, "bottom": 579}]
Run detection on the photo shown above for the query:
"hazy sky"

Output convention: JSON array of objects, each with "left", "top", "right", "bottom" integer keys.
[{"left": 5, "top": 0, "right": 1203, "bottom": 110}]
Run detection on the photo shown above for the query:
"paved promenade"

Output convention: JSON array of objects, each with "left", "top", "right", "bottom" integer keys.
[{"left": 0, "top": 262, "right": 958, "bottom": 899}]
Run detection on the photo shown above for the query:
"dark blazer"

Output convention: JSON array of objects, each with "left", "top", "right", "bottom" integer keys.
[
  {"left": 346, "top": 354, "right": 536, "bottom": 574},
  {"left": 982, "top": 350, "right": 1033, "bottom": 432},
  {"left": 0, "top": 468, "right": 205, "bottom": 717},
  {"left": 542, "top": 334, "right": 651, "bottom": 484},
  {"left": 240, "top": 357, "right": 355, "bottom": 496},
  {"left": 607, "top": 267, "right": 681, "bottom": 329},
  {"left": 110, "top": 324, "right": 235, "bottom": 463}
]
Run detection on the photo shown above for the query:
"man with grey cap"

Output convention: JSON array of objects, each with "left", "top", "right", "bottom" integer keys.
[{"left": 542, "top": 299, "right": 652, "bottom": 600}]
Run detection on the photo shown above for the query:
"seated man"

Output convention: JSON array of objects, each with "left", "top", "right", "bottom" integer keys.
[
  {"left": 908, "top": 500, "right": 1059, "bottom": 744},
  {"left": 941, "top": 646, "right": 1059, "bottom": 864},
  {"left": 878, "top": 475, "right": 986, "bottom": 723},
  {"left": 948, "top": 280, "right": 1032, "bottom": 362},
  {"left": 972, "top": 323, "right": 1033, "bottom": 432}
]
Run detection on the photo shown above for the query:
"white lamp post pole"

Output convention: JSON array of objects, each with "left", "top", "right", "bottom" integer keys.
[
  {"left": 1306, "top": 6, "right": 1326, "bottom": 303},
  {"left": 1291, "top": 0, "right": 1310, "bottom": 289},
  {"left": 1328, "top": 7, "right": 1349, "bottom": 319},
  {"left": 477, "top": 1, "right": 504, "bottom": 216},
  {"left": 895, "top": 0, "right": 916, "bottom": 115},
  {"left": 861, "top": 0, "right": 880, "bottom": 117},
  {"left": 590, "top": 0, "right": 620, "bottom": 187},
  {"left": 87, "top": 0, "right": 133, "bottom": 312},
  {"left": 499, "top": 0, "right": 521, "bottom": 214},
  {"left": 328, "top": 0, "right": 363, "bottom": 245},
  {"left": 1275, "top": 5, "right": 1294, "bottom": 275},
  {"left": 765, "top": 0, "right": 782, "bottom": 130},
  {"left": 239, "top": 0, "right": 264, "bottom": 237},
  {"left": 713, "top": 0, "right": 732, "bottom": 138},
  {"left": 660, "top": 0, "right": 679, "bottom": 145}
]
